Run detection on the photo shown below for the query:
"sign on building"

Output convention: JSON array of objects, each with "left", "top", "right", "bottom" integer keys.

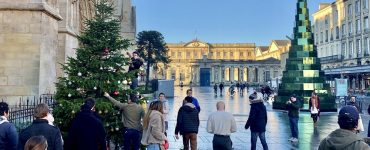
[{"left": 335, "top": 78, "right": 348, "bottom": 97}]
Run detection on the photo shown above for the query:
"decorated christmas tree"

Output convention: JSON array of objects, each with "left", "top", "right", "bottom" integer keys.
[
  {"left": 53, "top": 0, "right": 144, "bottom": 146},
  {"left": 272, "top": 0, "right": 336, "bottom": 111}
]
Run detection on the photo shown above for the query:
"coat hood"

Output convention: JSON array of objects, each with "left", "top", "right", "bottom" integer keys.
[
  {"left": 183, "top": 103, "right": 197, "bottom": 112},
  {"left": 0, "top": 116, "right": 8, "bottom": 124},
  {"left": 321, "top": 129, "right": 364, "bottom": 149}
]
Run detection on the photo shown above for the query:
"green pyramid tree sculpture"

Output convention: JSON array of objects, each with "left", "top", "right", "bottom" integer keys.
[{"left": 273, "top": 0, "right": 336, "bottom": 111}]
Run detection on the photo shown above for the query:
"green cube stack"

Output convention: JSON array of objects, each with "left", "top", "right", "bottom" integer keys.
[{"left": 272, "top": 0, "right": 336, "bottom": 111}]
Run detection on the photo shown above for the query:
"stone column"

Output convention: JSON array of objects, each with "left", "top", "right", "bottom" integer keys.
[
  {"left": 211, "top": 66, "right": 215, "bottom": 83},
  {"left": 196, "top": 66, "right": 200, "bottom": 85},
  {"left": 230, "top": 66, "right": 234, "bottom": 82},
  {"left": 219, "top": 66, "right": 223, "bottom": 83}
]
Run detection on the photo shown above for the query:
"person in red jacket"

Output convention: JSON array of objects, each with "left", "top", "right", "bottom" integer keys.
[{"left": 309, "top": 91, "right": 320, "bottom": 126}]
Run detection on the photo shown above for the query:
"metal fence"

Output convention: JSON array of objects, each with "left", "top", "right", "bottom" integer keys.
[{"left": 2, "top": 94, "right": 55, "bottom": 131}]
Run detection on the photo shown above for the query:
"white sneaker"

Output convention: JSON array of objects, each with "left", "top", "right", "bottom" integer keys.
[
  {"left": 288, "top": 137, "right": 294, "bottom": 141},
  {"left": 291, "top": 138, "right": 299, "bottom": 142}
]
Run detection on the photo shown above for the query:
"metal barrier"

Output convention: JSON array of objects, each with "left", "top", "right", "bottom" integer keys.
[{"left": 2, "top": 94, "right": 55, "bottom": 132}]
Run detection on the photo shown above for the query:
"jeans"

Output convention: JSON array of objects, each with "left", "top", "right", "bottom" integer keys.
[
  {"left": 212, "top": 135, "right": 232, "bottom": 150},
  {"left": 183, "top": 133, "right": 197, "bottom": 150},
  {"left": 251, "top": 132, "right": 268, "bottom": 150},
  {"left": 289, "top": 117, "right": 299, "bottom": 138},
  {"left": 130, "top": 78, "right": 138, "bottom": 89},
  {"left": 123, "top": 129, "right": 141, "bottom": 150},
  {"left": 147, "top": 144, "right": 160, "bottom": 150}
]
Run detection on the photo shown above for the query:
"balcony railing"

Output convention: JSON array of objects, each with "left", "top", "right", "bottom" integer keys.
[{"left": 319, "top": 55, "right": 343, "bottom": 64}]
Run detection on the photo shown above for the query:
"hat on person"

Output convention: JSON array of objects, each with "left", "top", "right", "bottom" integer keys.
[
  {"left": 339, "top": 105, "right": 359, "bottom": 120},
  {"left": 338, "top": 105, "right": 359, "bottom": 129},
  {"left": 290, "top": 94, "right": 297, "bottom": 98}
]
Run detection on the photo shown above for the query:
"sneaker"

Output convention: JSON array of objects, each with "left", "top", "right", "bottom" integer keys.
[{"left": 291, "top": 138, "right": 299, "bottom": 142}]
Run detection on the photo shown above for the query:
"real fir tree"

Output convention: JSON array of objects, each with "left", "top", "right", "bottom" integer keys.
[{"left": 53, "top": 0, "right": 144, "bottom": 146}]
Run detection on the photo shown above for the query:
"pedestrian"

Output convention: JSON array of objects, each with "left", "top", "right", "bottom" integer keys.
[
  {"left": 0, "top": 102, "right": 18, "bottom": 150},
  {"left": 104, "top": 93, "right": 145, "bottom": 150},
  {"left": 64, "top": 98, "right": 107, "bottom": 150},
  {"left": 213, "top": 83, "right": 218, "bottom": 95},
  {"left": 24, "top": 136, "right": 48, "bottom": 150},
  {"left": 155, "top": 93, "right": 170, "bottom": 135},
  {"left": 286, "top": 94, "right": 300, "bottom": 143},
  {"left": 207, "top": 101, "right": 237, "bottom": 150},
  {"left": 368, "top": 104, "right": 370, "bottom": 137},
  {"left": 309, "top": 91, "right": 320, "bottom": 126},
  {"left": 19, "top": 103, "right": 63, "bottom": 150},
  {"left": 219, "top": 82, "right": 224, "bottom": 95},
  {"left": 348, "top": 96, "right": 364, "bottom": 132},
  {"left": 245, "top": 92, "right": 268, "bottom": 150},
  {"left": 184, "top": 89, "right": 201, "bottom": 112},
  {"left": 127, "top": 51, "right": 144, "bottom": 89},
  {"left": 318, "top": 106, "right": 370, "bottom": 150},
  {"left": 141, "top": 101, "right": 168, "bottom": 150},
  {"left": 175, "top": 96, "right": 200, "bottom": 150}
]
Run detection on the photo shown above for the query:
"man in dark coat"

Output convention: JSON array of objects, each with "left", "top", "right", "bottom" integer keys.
[
  {"left": 0, "top": 102, "right": 18, "bottom": 150},
  {"left": 175, "top": 96, "right": 200, "bottom": 150},
  {"left": 245, "top": 92, "right": 268, "bottom": 150},
  {"left": 18, "top": 103, "right": 63, "bottom": 150},
  {"left": 65, "top": 98, "right": 107, "bottom": 150},
  {"left": 127, "top": 51, "right": 144, "bottom": 89}
]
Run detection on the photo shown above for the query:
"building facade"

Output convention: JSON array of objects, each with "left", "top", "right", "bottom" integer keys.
[
  {"left": 313, "top": 0, "right": 370, "bottom": 90},
  {"left": 256, "top": 40, "right": 291, "bottom": 60},
  {"left": 0, "top": 0, "right": 136, "bottom": 100},
  {"left": 159, "top": 40, "right": 283, "bottom": 86}
]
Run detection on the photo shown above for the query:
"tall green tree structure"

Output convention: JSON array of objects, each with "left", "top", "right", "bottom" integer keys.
[
  {"left": 273, "top": 0, "right": 336, "bottom": 111},
  {"left": 53, "top": 0, "right": 143, "bottom": 145},
  {"left": 136, "top": 31, "right": 171, "bottom": 91}
]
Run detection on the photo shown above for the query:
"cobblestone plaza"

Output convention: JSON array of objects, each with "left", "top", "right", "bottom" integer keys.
[{"left": 164, "top": 87, "right": 369, "bottom": 150}]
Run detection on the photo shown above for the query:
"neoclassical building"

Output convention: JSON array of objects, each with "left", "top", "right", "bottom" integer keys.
[
  {"left": 158, "top": 40, "right": 283, "bottom": 86},
  {"left": 0, "top": 0, "right": 136, "bottom": 99},
  {"left": 313, "top": 0, "right": 370, "bottom": 90}
]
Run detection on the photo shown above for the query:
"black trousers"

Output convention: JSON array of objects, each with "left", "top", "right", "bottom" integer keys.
[{"left": 212, "top": 135, "right": 232, "bottom": 150}]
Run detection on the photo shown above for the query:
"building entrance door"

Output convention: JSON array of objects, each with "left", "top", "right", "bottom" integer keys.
[{"left": 200, "top": 68, "right": 211, "bottom": 86}]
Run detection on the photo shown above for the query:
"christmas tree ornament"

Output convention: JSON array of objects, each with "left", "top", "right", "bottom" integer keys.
[
  {"left": 68, "top": 81, "right": 72, "bottom": 85},
  {"left": 72, "top": 110, "right": 75, "bottom": 114},
  {"left": 93, "top": 86, "right": 97, "bottom": 90},
  {"left": 78, "top": 72, "right": 82, "bottom": 76},
  {"left": 98, "top": 110, "right": 102, "bottom": 114},
  {"left": 115, "top": 127, "right": 119, "bottom": 131},
  {"left": 100, "top": 67, "right": 103, "bottom": 70},
  {"left": 117, "top": 81, "right": 121, "bottom": 84},
  {"left": 113, "top": 91, "right": 119, "bottom": 96},
  {"left": 123, "top": 80, "right": 128, "bottom": 85},
  {"left": 104, "top": 110, "right": 108, "bottom": 113},
  {"left": 68, "top": 93, "right": 72, "bottom": 97}
]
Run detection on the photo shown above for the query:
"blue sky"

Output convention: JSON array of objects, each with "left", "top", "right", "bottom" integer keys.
[{"left": 133, "top": 0, "right": 334, "bottom": 46}]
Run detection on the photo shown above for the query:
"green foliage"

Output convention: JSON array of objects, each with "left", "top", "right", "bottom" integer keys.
[
  {"left": 53, "top": 0, "right": 145, "bottom": 145},
  {"left": 136, "top": 31, "right": 171, "bottom": 90}
]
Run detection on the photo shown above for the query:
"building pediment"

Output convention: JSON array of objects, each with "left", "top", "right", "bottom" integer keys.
[{"left": 184, "top": 40, "right": 210, "bottom": 48}]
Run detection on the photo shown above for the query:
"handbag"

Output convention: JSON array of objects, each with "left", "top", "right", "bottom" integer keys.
[
  {"left": 161, "top": 140, "right": 169, "bottom": 150},
  {"left": 357, "top": 115, "right": 365, "bottom": 131},
  {"left": 311, "top": 106, "right": 318, "bottom": 114}
]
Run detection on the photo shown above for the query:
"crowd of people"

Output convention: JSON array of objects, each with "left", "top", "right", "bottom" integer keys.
[{"left": 2, "top": 86, "right": 370, "bottom": 150}]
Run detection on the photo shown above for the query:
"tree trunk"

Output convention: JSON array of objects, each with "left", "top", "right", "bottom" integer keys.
[{"left": 145, "top": 61, "right": 150, "bottom": 91}]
